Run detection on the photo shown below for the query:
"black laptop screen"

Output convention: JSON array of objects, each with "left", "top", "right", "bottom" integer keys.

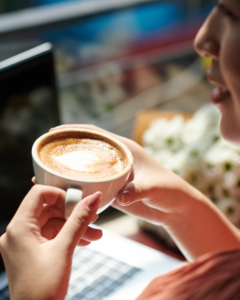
[{"left": 0, "top": 44, "right": 59, "bottom": 255}]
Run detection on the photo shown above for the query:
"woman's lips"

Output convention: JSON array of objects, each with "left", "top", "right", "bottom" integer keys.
[
  {"left": 211, "top": 87, "right": 231, "bottom": 104},
  {"left": 207, "top": 73, "right": 231, "bottom": 104}
]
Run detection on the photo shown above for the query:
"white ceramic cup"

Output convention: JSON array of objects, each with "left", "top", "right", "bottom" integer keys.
[{"left": 32, "top": 128, "right": 133, "bottom": 219}]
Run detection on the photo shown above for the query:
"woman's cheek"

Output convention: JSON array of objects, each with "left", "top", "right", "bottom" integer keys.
[{"left": 223, "top": 32, "right": 240, "bottom": 90}]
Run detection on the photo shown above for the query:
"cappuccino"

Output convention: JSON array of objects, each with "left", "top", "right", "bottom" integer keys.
[{"left": 37, "top": 131, "right": 127, "bottom": 180}]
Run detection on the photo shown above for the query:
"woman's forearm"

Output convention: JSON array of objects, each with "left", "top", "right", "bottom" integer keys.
[{"left": 164, "top": 183, "right": 240, "bottom": 261}]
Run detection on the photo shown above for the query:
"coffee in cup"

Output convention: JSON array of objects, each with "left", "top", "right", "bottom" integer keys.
[
  {"left": 32, "top": 129, "right": 133, "bottom": 218},
  {"left": 37, "top": 130, "right": 128, "bottom": 181}
]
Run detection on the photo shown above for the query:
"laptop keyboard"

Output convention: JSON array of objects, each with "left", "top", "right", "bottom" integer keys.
[
  {"left": 66, "top": 247, "right": 141, "bottom": 300},
  {"left": 0, "top": 247, "right": 140, "bottom": 300}
]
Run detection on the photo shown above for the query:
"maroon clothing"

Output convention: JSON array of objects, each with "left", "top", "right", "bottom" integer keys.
[{"left": 136, "top": 249, "right": 240, "bottom": 300}]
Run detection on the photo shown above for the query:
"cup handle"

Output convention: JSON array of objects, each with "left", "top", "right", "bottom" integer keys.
[{"left": 65, "top": 188, "right": 83, "bottom": 220}]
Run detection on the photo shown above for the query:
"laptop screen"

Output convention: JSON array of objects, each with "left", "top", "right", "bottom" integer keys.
[{"left": 0, "top": 43, "right": 60, "bottom": 271}]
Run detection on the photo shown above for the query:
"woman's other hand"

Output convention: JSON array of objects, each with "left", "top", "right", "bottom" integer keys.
[
  {"left": 0, "top": 185, "right": 102, "bottom": 300},
  {"left": 49, "top": 125, "right": 195, "bottom": 225}
]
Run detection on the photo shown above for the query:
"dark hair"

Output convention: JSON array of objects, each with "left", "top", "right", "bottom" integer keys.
[{"left": 136, "top": 249, "right": 240, "bottom": 300}]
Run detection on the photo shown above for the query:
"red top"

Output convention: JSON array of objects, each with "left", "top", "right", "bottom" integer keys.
[{"left": 136, "top": 249, "right": 240, "bottom": 300}]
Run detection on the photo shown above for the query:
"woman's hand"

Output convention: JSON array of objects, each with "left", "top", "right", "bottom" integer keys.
[
  {"left": 49, "top": 125, "right": 199, "bottom": 224},
  {"left": 51, "top": 125, "right": 240, "bottom": 261},
  {"left": 0, "top": 185, "right": 102, "bottom": 300}
]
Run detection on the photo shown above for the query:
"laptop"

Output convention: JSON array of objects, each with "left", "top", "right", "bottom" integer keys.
[
  {"left": 0, "top": 43, "right": 60, "bottom": 299},
  {"left": 0, "top": 224, "right": 183, "bottom": 300},
  {"left": 0, "top": 45, "right": 183, "bottom": 300},
  {"left": 0, "top": 42, "right": 59, "bottom": 228},
  {"left": 66, "top": 226, "right": 184, "bottom": 300}
]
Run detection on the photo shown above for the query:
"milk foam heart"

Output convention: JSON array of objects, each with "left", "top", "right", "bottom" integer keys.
[
  {"left": 54, "top": 150, "right": 123, "bottom": 173},
  {"left": 37, "top": 134, "right": 128, "bottom": 180},
  {"left": 55, "top": 151, "right": 100, "bottom": 171}
]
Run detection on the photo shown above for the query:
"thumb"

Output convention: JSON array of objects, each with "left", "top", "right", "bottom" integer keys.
[
  {"left": 117, "top": 182, "right": 146, "bottom": 206},
  {"left": 55, "top": 192, "right": 101, "bottom": 252}
]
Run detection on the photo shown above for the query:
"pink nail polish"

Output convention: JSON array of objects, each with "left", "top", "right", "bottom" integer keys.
[
  {"left": 121, "top": 191, "right": 131, "bottom": 205},
  {"left": 87, "top": 192, "right": 101, "bottom": 210}
]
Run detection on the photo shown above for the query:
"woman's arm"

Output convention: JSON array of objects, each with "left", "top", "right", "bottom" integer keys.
[
  {"left": 158, "top": 177, "right": 240, "bottom": 261},
  {"left": 51, "top": 124, "right": 240, "bottom": 261},
  {"left": 113, "top": 146, "right": 240, "bottom": 261}
]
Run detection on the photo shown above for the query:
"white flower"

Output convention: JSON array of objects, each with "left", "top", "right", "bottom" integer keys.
[
  {"left": 144, "top": 146, "right": 156, "bottom": 158},
  {"left": 143, "top": 115, "right": 185, "bottom": 152},
  {"left": 223, "top": 171, "right": 239, "bottom": 189},
  {"left": 163, "top": 150, "right": 186, "bottom": 175},
  {"left": 217, "top": 198, "right": 240, "bottom": 226},
  {"left": 153, "top": 150, "right": 173, "bottom": 166},
  {"left": 192, "top": 103, "right": 221, "bottom": 129},
  {"left": 182, "top": 104, "right": 221, "bottom": 147},
  {"left": 204, "top": 139, "right": 240, "bottom": 167},
  {"left": 214, "top": 183, "right": 226, "bottom": 200}
]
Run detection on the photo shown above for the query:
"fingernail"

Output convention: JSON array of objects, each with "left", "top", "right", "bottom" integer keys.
[
  {"left": 120, "top": 190, "right": 131, "bottom": 205},
  {"left": 92, "top": 214, "right": 99, "bottom": 223},
  {"left": 49, "top": 126, "right": 60, "bottom": 131},
  {"left": 87, "top": 192, "right": 102, "bottom": 210}
]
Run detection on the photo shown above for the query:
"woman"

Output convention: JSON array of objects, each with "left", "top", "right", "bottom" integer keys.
[{"left": 1, "top": 1, "right": 240, "bottom": 299}]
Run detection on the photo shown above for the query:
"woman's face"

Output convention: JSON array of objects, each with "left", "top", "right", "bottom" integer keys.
[{"left": 194, "top": 0, "right": 240, "bottom": 146}]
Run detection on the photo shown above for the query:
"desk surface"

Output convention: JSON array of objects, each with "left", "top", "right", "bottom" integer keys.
[{"left": 97, "top": 213, "right": 185, "bottom": 261}]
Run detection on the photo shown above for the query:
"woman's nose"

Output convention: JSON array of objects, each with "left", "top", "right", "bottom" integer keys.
[{"left": 194, "top": 8, "right": 220, "bottom": 60}]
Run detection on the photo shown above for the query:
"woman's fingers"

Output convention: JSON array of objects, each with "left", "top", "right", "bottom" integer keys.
[
  {"left": 91, "top": 214, "right": 99, "bottom": 223},
  {"left": 39, "top": 199, "right": 98, "bottom": 228},
  {"left": 39, "top": 204, "right": 64, "bottom": 227},
  {"left": 81, "top": 226, "right": 103, "bottom": 242},
  {"left": 32, "top": 177, "right": 37, "bottom": 185},
  {"left": 41, "top": 218, "right": 102, "bottom": 242},
  {"left": 41, "top": 218, "right": 96, "bottom": 248},
  {"left": 50, "top": 124, "right": 103, "bottom": 133},
  {"left": 50, "top": 125, "right": 120, "bottom": 141},
  {"left": 14, "top": 185, "right": 66, "bottom": 221},
  {"left": 55, "top": 192, "right": 102, "bottom": 252},
  {"left": 117, "top": 182, "right": 148, "bottom": 206},
  {"left": 77, "top": 240, "right": 91, "bottom": 247},
  {"left": 41, "top": 218, "right": 65, "bottom": 239},
  {"left": 30, "top": 184, "right": 99, "bottom": 228}
]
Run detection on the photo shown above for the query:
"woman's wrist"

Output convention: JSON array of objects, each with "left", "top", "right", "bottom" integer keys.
[{"left": 163, "top": 180, "right": 240, "bottom": 261}]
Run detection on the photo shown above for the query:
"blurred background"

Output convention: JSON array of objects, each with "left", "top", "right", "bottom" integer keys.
[
  {"left": 0, "top": 0, "right": 218, "bottom": 256},
  {"left": 0, "top": 0, "right": 215, "bottom": 137}
]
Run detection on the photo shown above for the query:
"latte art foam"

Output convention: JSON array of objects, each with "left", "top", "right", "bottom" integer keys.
[{"left": 38, "top": 137, "right": 126, "bottom": 180}]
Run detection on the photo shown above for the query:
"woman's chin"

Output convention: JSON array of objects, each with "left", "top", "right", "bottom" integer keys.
[{"left": 220, "top": 121, "right": 240, "bottom": 147}]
